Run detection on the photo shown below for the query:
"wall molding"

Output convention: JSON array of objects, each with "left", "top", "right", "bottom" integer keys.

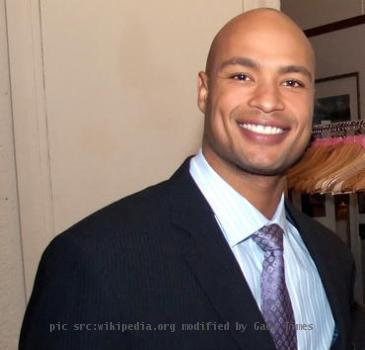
[
  {"left": 0, "top": 0, "right": 27, "bottom": 347},
  {"left": 5, "top": 0, "right": 55, "bottom": 297},
  {"left": 305, "top": 14, "right": 365, "bottom": 37}
]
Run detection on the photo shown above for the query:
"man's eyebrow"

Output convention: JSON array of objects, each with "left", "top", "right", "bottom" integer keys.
[
  {"left": 218, "top": 57, "right": 259, "bottom": 71},
  {"left": 279, "top": 65, "right": 313, "bottom": 81}
]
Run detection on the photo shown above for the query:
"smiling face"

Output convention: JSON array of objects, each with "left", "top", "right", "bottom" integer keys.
[{"left": 198, "top": 10, "right": 315, "bottom": 179}]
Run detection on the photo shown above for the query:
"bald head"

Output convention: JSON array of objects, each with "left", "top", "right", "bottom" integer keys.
[
  {"left": 197, "top": 7, "right": 316, "bottom": 181},
  {"left": 205, "top": 8, "right": 315, "bottom": 77}
]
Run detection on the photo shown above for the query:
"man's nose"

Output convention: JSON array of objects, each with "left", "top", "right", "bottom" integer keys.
[{"left": 247, "top": 82, "right": 285, "bottom": 113}]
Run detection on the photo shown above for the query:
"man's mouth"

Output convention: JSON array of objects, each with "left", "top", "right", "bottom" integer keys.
[{"left": 238, "top": 122, "right": 285, "bottom": 135}]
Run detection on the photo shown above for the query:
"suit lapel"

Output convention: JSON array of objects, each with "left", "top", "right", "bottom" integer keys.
[
  {"left": 167, "top": 159, "right": 275, "bottom": 350},
  {"left": 285, "top": 201, "right": 346, "bottom": 350}
]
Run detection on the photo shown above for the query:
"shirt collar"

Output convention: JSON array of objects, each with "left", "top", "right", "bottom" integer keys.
[{"left": 189, "top": 149, "right": 287, "bottom": 248}]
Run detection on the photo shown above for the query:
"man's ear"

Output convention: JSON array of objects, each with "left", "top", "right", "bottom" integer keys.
[{"left": 197, "top": 71, "right": 209, "bottom": 113}]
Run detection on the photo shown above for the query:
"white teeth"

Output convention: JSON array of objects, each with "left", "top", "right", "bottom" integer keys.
[{"left": 239, "top": 123, "right": 284, "bottom": 135}]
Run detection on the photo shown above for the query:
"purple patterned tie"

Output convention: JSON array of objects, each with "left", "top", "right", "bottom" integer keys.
[{"left": 253, "top": 224, "right": 297, "bottom": 350}]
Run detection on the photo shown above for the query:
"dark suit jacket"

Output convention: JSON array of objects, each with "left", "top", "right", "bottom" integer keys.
[{"left": 19, "top": 158, "right": 355, "bottom": 349}]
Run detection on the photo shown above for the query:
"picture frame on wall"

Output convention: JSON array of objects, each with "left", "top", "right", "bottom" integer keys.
[{"left": 313, "top": 72, "right": 360, "bottom": 125}]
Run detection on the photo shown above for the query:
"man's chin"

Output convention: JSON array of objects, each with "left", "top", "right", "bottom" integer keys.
[
  {"left": 237, "top": 165, "right": 287, "bottom": 177},
  {"left": 238, "top": 147, "right": 309, "bottom": 176},
  {"left": 234, "top": 159, "right": 300, "bottom": 177}
]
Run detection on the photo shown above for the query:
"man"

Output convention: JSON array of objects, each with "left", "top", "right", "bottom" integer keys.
[{"left": 19, "top": 8, "right": 355, "bottom": 350}]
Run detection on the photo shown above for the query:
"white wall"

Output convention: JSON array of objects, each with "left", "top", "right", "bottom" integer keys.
[
  {"left": 0, "top": 1, "right": 26, "bottom": 348},
  {"left": 8, "top": 0, "right": 244, "bottom": 299},
  {"left": 42, "top": 0, "right": 243, "bottom": 234}
]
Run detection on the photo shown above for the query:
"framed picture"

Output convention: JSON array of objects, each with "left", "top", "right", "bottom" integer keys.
[{"left": 313, "top": 72, "right": 360, "bottom": 125}]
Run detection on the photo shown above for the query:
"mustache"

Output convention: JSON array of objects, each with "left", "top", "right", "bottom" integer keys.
[{"left": 234, "top": 108, "right": 291, "bottom": 119}]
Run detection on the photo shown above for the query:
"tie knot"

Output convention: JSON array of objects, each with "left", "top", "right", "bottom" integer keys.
[{"left": 252, "top": 223, "right": 284, "bottom": 252}]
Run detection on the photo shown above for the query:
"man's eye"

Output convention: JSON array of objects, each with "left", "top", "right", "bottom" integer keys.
[
  {"left": 283, "top": 79, "right": 304, "bottom": 88},
  {"left": 231, "top": 73, "right": 250, "bottom": 81}
]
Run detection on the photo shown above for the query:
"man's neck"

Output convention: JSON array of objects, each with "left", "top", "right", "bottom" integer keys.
[
  {"left": 202, "top": 153, "right": 286, "bottom": 219},
  {"left": 232, "top": 173, "right": 285, "bottom": 219}
]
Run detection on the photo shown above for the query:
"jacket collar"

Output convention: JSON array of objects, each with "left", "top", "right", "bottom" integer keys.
[{"left": 167, "top": 158, "right": 276, "bottom": 350}]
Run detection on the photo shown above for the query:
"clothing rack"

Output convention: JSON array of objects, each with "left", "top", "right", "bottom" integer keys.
[
  {"left": 289, "top": 119, "right": 365, "bottom": 304},
  {"left": 312, "top": 120, "right": 365, "bottom": 137}
]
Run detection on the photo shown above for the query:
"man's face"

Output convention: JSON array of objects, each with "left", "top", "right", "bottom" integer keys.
[{"left": 198, "top": 19, "right": 315, "bottom": 177}]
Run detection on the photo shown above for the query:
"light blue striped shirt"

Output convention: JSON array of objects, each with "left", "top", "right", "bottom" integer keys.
[{"left": 189, "top": 150, "right": 335, "bottom": 350}]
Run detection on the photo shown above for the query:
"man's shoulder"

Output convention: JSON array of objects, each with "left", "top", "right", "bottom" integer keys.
[
  {"left": 47, "top": 178, "right": 174, "bottom": 256},
  {"left": 40, "top": 158, "right": 196, "bottom": 266}
]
